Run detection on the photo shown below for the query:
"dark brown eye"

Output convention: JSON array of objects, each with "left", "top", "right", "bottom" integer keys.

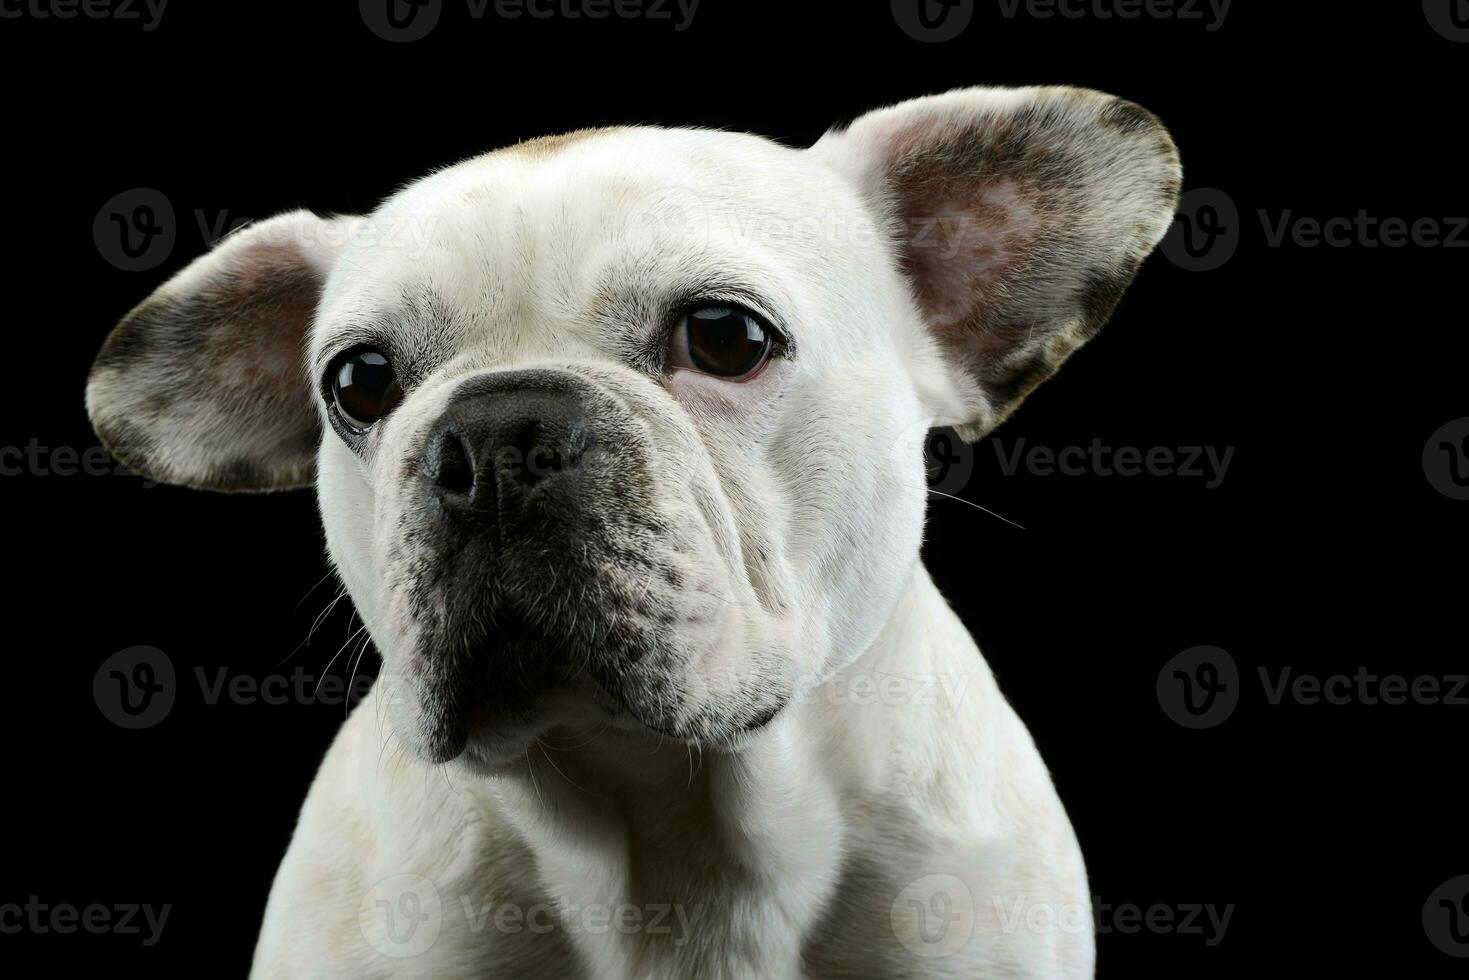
[
  {"left": 670, "top": 305, "right": 775, "bottom": 381},
  {"left": 329, "top": 347, "right": 402, "bottom": 432}
]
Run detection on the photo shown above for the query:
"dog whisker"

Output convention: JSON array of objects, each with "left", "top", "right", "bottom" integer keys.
[
  {"left": 927, "top": 488, "right": 1027, "bottom": 531},
  {"left": 534, "top": 740, "right": 600, "bottom": 798},
  {"left": 316, "top": 618, "right": 368, "bottom": 698}
]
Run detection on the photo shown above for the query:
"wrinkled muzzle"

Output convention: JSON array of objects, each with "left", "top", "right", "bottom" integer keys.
[{"left": 378, "top": 366, "right": 788, "bottom": 764}]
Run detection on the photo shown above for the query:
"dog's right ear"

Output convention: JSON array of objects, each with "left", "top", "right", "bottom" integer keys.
[
  {"left": 812, "top": 86, "right": 1181, "bottom": 439},
  {"left": 86, "top": 210, "right": 363, "bottom": 493}
]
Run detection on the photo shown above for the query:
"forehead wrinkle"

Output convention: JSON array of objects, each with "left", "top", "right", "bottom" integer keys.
[
  {"left": 319, "top": 284, "right": 463, "bottom": 383},
  {"left": 588, "top": 242, "right": 800, "bottom": 347},
  {"left": 544, "top": 200, "right": 587, "bottom": 310}
]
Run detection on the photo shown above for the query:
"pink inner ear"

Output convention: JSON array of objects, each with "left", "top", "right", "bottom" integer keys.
[
  {"left": 205, "top": 241, "right": 324, "bottom": 396},
  {"left": 836, "top": 88, "right": 1180, "bottom": 433},
  {"left": 225, "top": 239, "right": 315, "bottom": 293},
  {"left": 897, "top": 170, "right": 1044, "bottom": 356}
]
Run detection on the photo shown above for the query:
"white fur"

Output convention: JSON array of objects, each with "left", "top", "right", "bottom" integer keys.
[
  {"left": 270, "top": 122, "right": 1096, "bottom": 979},
  {"left": 85, "top": 87, "right": 1180, "bottom": 979},
  {"left": 254, "top": 573, "right": 1091, "bottom": 978}
]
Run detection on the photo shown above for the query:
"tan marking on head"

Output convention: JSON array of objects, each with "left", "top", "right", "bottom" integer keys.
[{"left": 506, "top": 127, "right": 631, "bottom": 159}]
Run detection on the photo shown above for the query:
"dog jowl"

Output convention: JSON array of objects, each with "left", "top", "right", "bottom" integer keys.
[{"left": 87, "top": 87, "right": 1179, "bottom": 978}]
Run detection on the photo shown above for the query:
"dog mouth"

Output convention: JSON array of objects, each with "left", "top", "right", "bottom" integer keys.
[
  {"left": 393, "top": 588, "right": 688, "bottom": 765},
  {"left": 394, "top": 501, "right": 712, "bottom": 763},
  {"left": 390, "top": 599, "right": 789, "bottom": 767},
  {"left": 398, "top": 609, "right": 586, "bottom": 764}
]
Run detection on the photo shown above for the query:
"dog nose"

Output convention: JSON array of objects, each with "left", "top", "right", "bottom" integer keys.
[{"left": 422, "top": 373, "right": 593, "bottom": 530}]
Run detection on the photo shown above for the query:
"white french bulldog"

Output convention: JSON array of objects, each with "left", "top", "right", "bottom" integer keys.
[{"left": 86, "top": 86, "right": 1179, "bottom": 978}]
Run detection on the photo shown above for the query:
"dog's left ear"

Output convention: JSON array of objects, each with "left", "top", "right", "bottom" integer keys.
[
  {"left": 813, "top": 86, "right": 1181, "bottom": 439},
  {"left": 86, "top": 210, "right": 363, "bottom": 492}
]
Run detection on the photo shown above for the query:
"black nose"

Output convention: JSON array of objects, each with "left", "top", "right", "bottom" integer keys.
[{"left": 422, "top": 373, "right": 593, "bottom": 534}]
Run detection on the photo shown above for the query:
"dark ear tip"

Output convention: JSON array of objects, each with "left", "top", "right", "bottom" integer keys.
[
  {"left": 1096, "top": 95, "right": 1166, "bottom": 136},
  {"left": 87, "top": 402, "right": 165, "bottom": 488},
  {"left": 953, "top": 418, "right": 992, "bottom": 444},
  {"left": 188, "top": 460, "right": 317, "bottom": 495},
  {"left": 84, "top": 308, "right": 169, "bottom": 486},
  {"left": 85, "top": 369, "right": 317, "bottom": 495},
  {"left": 1097, "top": 94, "right": 1184, "bottom": 209}
]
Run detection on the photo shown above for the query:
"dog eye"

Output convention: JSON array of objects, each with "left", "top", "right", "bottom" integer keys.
[
  {"left": 669, "top": 305, "right": 776, "bottom": 381},
  {"left": 328, "top": 347, "right": 403, "bottom": 432}
]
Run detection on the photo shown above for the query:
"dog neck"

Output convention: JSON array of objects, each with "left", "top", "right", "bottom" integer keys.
[{"left": 470, "top": 564, "right": 996, "bottom": 977}]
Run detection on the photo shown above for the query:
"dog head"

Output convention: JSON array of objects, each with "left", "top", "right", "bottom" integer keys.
[{"left": 86, "top": 87, "right": 1179, "bottom": 767}]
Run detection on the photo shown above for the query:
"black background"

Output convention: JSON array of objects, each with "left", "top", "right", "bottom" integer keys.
[{"left": 2, "top": 1, "right": 1465, "bottom": 975}]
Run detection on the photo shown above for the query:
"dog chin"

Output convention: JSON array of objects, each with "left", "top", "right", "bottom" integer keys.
[
  {"left": 456, "top": 726, "right": 553, "bottom": 773},
  {"left": 392, "top": 673, "right": 789, "bottom": 772},
  {"left": 386, "top": 673, "right": 646, "bottom": 770}
]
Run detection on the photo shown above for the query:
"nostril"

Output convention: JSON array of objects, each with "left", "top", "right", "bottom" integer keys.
[{"left": 435, "top": 431, "right": 474, "bottom": 495}]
